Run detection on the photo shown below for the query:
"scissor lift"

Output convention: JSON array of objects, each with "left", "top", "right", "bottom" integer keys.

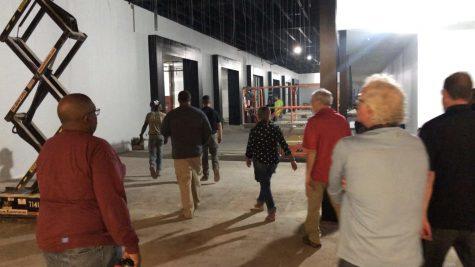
[{"left": 0, "top": 0, "right": 86, "bottom": 217}]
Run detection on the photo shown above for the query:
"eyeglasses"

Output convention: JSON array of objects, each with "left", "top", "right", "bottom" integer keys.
[
  {"left": 356, "top": 97, "right": 366, "bottom": 107},
  {"left": 86, "top": 108, "right": 101, "bottom": 117},
  {"left": 356, "top": 93, "right": 365, "bottom": 107}
]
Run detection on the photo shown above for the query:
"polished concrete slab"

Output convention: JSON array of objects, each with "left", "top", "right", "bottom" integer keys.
[{"left": 0, "top": 126, "right": 464, "bottom": 266}]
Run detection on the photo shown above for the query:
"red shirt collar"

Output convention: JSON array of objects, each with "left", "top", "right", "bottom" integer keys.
[{"left": 314, "top": 106, "right": 335, "bottom": 116}]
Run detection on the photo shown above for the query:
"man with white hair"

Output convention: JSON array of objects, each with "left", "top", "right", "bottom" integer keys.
[
  {"left": 302, "top": 88, "right": 351, "bottom": 248},
  {"left": 328, "top": 74, "right": 429, "bottom": 267}
]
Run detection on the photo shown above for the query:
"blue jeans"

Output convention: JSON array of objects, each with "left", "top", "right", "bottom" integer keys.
[
  {"left": 43, "top": 246, "right": 121, "bottom": 267},
  {"left": 148, "top": 135, "right": 163, "bottom": 171},
  {"left": 253, "top": 161, "right": 277, "bottom": 213}
]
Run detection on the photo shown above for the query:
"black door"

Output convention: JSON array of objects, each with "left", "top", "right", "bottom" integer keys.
[
  {"left": 228, "top": 69, "right": 241, "bottom": 125},
  {"left": 183, "top": 59, "right": 200, "bottom": 107}
]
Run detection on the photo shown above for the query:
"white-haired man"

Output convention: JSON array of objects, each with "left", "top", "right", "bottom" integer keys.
[
  {"left": 302, "top": 89, "right": 351, "bottom": 248},
  {"left": 328, "top": 74, "right": 429, "bottom": 267}
]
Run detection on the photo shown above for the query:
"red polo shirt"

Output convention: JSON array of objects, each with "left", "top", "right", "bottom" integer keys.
[
  {"left": 303, "top": 107, "right": 351, "bottom": 183},
  {"left": 36, "top": 130, "right": 139, "bottom": 253}
]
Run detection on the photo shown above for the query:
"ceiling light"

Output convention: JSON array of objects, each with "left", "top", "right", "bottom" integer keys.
[
  {"left": 306, "top": 55, "right": 312, "bottom": 60},
  {"left": 293, "top": 45, "right": 302, "bottom": 54}
]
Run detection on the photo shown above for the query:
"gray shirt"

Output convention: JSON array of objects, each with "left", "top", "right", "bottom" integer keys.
[
  {"left": 161, "top": 105, "right": 212, "bottom": 159},
  {"left": 328, "top": 127, "right": 428, "bottom": 267}
]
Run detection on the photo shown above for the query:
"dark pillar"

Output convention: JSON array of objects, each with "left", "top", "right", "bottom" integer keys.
[
  {"left": 246, "top": 65, "right": 252, "bottom": 86},
  {"left": 281, "top": 75, "right": 286, "bottom": 106},
  {"left": 148, "top": 35, "right": 165, "bottom": 106},
  {"left": 228, "top": 69, "right": 241, "bottom": 125},
  {"left": 168, "top": 64, "right": 175, "bottom": 112},
  {"left": 292, "top": 78, "right": 300, "bottom": 105},
  {"left": 319, "top": 0, "right": 339, "bottom": 222},
  {"left": 183, "top": 58, "right": 200, "bottom": 108},
  {"left": 267, "top": 71, "right": 273, "bottom": 105},
  {"left": 338, "top": 30, "right": 350, "bottom": 117},
  {"left": 212, "top": 55, "right": 222, "bottom": 115},
  {"left": 319, "top": 0, "right": 338, "bottom": 111}
]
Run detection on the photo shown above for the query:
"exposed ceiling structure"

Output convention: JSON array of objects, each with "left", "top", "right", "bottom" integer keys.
[{"left": 127, "top": 0, "right": 320, "bottom": 73}]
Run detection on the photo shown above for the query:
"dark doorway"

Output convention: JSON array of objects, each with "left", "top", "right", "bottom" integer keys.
[
  {"left": 212, "top": 55, "right": 241, "bottom": 125},
  {"left": 227, "top": 70, "right": 241, "bottom": 125},
  {"left": 148, "top": 35, "right": 203, "bottom": 111},
  {"left": 253, "top": 75, "right": 263, "bottom": 87}
]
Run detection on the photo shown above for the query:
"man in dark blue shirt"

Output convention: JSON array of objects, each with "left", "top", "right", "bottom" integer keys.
[
  {"left": 419, "top": 72, "right": 475, "bottom": 267},
  {"left": 200, "top": 95, "right": 223, "bottom": 182},
  {"left": 245, "top": 107, "right": 297, "bottom": 222},
  {"left": 161, "top": 91, "right": 211, "bottom": 219}
]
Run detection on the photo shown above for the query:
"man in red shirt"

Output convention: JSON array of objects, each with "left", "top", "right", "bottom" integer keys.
[
  {"left": 302, "top": 89, "right": 351, "bottom": 248},
  {"left": 36, "top": 94, "right": 140, "bottom": 266}
]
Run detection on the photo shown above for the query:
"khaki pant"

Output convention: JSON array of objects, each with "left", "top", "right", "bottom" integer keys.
[
  {"left": 173, "top": 156, "right": 202, "bottom": 218},
  {"left": 305, "top": 181, "right": 327, "bottom": 244}
]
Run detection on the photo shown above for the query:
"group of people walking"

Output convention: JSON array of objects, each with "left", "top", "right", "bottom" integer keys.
[
  {"left": 244, "top": 72, "right": 475, "bottom": 267},
  {"left": 32, "top": 71, "right": 474, "bottom": 267}
]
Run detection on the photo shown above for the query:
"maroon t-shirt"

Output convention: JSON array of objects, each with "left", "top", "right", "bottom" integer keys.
[
  {"left": 302, "top": 107, "right": 351, "bottom": 183},
  {"left": 36, "top": 130, "right": 139, "bottom": 253}
]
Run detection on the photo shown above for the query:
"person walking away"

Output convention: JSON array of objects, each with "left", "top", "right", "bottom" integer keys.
[
  {"left": 245, "top": 106, "right": 297, "bottom": 222},
  {"left": 200, "top": 95, "right": 222, "bottom": 182},
  {"left": 419, "top": 72, "right": 475, "bottom": 267},
  {"left": 139, "top": 100, "right": 166, "bottom": 178},
  {"left": 161, "top": 91, "right": 212, "bottom": 219},
  {"left": 328, "top": 74, "right": 428, "bottom": 267},
  {"left": 273, "top": 96, "right": 284, "bottom": 121},
  {"left": 36, "top": 94, "right": 140, "bottom": 267},
  {"left": 302, "top": 89, "right": 351, "bottom": 249}
]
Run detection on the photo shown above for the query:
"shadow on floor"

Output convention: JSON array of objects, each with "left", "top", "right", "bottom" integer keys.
[
  {"left": 133, "top": 211, "right": 184, "bottom": 230},
  {"left": 141, "top": 211, "right": 269, "bottom": 266},
  {"left": 320, "top": 221, "right": 339, "bottom": 237},
  {"left": 240, "top": 226, "right": 321, "bottom": 267},
  {"left": 124, "top": 181, "right": 177, "bottom": 189}
]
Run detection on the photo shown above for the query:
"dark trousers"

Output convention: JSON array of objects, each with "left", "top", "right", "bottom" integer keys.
[
  {"left": 423, "top": 228, "right": 475, "bottom": 267},
  {"left": 202, "top": 134, "right": 219, "bottom": 176},
  {"left": 253, "top": 161, "right": 277, "bottom": 213}
]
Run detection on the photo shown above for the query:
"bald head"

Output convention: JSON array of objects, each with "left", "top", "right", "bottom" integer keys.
[{"left": 58, "top": 93, "right": 97, "bottom": 133}]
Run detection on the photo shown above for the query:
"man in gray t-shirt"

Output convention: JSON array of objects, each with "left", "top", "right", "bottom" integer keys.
[
  {"left": 328, "top": 74, "right": 428, "bottom": 267},
  {"left": 161, "top": 91, "right": 211, "bottom": 219}
]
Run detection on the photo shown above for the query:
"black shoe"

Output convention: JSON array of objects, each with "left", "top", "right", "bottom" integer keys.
[
  {"left": 200, "top": 175, "right": 209, "bottom": 181},
  {"left": 302, "top": 235, "right": 322, "bottom": 249}
]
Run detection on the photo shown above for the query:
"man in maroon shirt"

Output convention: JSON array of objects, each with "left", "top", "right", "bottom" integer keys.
[
  {"left": 36, "top": 94, "right": 140, "bottom": 266},
  {"left": 302, "top": 89, "right": 351, "bottom": 249}
]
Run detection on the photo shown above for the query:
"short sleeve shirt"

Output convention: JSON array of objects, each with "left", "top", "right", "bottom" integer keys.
[
  {"left": 146, "top": 112, "right": 165, "bottom": 135},
  {"left": 302, "top": 107, "right": 351, "bottom": 183},
  {"left": 419, "top": 105, "right": 475, "bottom": 230},
  {"left": 201, "top": 106, "right": 222, "bottom": 134}
]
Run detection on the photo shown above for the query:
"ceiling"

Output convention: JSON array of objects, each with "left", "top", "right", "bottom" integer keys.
[
  {"left": 126, "top": 0, "right": 320, "bottom": 74},
  {"left": 346, "top": 31, "right": 416, "bottom": 83}
]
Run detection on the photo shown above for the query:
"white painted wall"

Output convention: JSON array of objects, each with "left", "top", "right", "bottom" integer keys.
[
  {"left": 337, "top": 0, "right": 475, "bottom": 128},
  {"left": 383, "top": 38, "right": 418, "bottom": 133},
  {"left": 0, "top": 0, "right": 298, "bottom": 179},
  {"left": 298, "top": 73, "right": 320, "bottom": 104},
  {"left": 418, "top": 29, "right": 475, "bottom": 126}
]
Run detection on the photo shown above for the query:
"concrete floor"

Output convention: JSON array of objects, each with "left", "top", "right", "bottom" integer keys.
[{"left": 0, "top": 126, "right": 463, "bottom": 267}]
